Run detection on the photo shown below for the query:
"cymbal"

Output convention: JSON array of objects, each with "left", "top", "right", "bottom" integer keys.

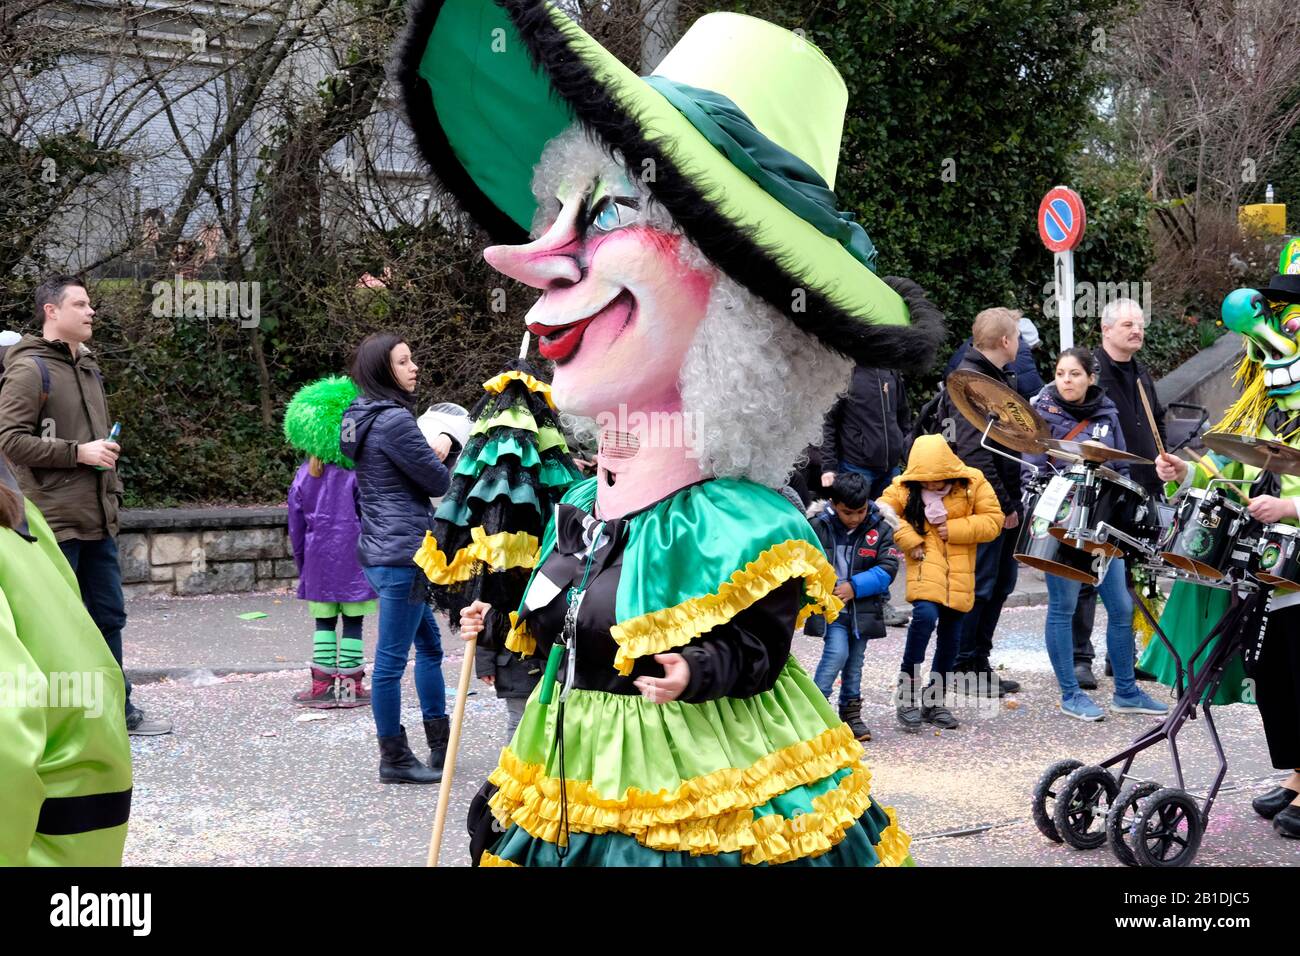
[
  {"left": 1202, "top": 432, "right": 1300, "bottom": 478},
  {"left": 945, "top": 369, "right": 1049, "bottom": 455},
  {"left": 1042, "top": 438, "right": 1153, "bottom": 465}
]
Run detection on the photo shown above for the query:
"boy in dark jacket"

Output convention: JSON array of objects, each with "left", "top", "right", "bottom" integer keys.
[{"left": 805, "top": 472, "right": 900, "bottom": 741}]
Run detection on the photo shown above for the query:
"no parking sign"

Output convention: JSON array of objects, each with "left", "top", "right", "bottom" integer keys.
[{"left": 1038, "top": 186, "right": 1087, "bottom": 348}]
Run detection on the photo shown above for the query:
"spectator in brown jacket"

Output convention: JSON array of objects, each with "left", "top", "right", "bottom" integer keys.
[{"left": 0, "top": 275, "right": 172, "bottom": 735}]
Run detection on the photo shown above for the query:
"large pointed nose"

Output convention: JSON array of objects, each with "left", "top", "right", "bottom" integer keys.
[{"left": 483, "top": 212, "right": 582, "bottom": 290}]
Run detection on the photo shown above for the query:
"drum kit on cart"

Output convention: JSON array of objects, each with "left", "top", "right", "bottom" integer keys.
[{"left": 946, "top": 370, "right": 1300, "bottom": 867}]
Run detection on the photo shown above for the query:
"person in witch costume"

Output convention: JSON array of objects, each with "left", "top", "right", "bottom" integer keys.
[
  {"left": 398, "top": 0, "right": 943, "bottom": 865},
  {"left": 415, "top": 359, "right": 584, "bottom": 743},
  {"left": 283, "top": 376, "right": 378, "bottom": 708},
  {"left": 1149, "top": 238, "right": 1300, "bottom": 840}
]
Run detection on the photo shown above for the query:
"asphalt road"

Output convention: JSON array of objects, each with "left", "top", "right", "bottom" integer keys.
[{"left": 119, "top": 588, "right": 1295, "bottom": 867}]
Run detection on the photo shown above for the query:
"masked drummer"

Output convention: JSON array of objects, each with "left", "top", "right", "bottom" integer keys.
[
  {"left": 1023, "top": 347, "right": 1170, "bottom": 721},
  {"left": 1155, "top": 445, "right": 1300, "bottom": 838}
]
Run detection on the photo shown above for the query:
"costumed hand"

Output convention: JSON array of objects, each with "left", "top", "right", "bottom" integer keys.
[
  {"left": 1155, "top": 452, "right": 1188, "bottom": 484},
  {"left": 633, "top": 653, "right": 690, "bottom": 704},
  {"left": 430, "top": 432, "right": 452, "bottom": 461},
  {"left": 909, "top": 545, "right": 925, "bottom": 561},
  {"left": 937, "top": 521, "right": 949, "bottom": 541},
  {"left": 481, "top": 675, "right": 495, "bottom": 687},
  {"left": 1003, "top": 512, "right": 1020, "bottom": 530},
  {"left": 834, "top": 580, "right": 854, "bottom": 602},
  {"left": 459, "top": 600, "right": 491, "bottom": 642},
  {"left": 821, "top": 471, "right": 836, "bottom": 488},
  {"left": 1248, "top": 495, "right": 1297, "bottom": 524}
]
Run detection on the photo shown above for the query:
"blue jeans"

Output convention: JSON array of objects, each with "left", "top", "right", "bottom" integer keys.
[
  {"left": 362, "top": 565, "right": 447, "bottom": 738},
  {"left": 901, "top": 600, "right": 964, "bottom": 678},
  {"left": 58, "top": 536, "right": 135, "bottom": 718},
  {"left": 840, "top": 462, "right": 900, "bottom": 501},
  {"left": 813, "top": 621, "right": 867, "bottom": 706},
  {"left": 1045, "top": 559, "right": 1136, "bottom": 700}
]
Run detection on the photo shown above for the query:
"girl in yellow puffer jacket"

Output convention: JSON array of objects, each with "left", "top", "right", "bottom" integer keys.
[{"left": 877, "top": 435, "right": 1003, "bottom": 732}]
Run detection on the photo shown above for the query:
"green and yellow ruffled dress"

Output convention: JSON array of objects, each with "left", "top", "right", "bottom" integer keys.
[{"left": 472, "top": 476, "right": 912, "bottom": 867}]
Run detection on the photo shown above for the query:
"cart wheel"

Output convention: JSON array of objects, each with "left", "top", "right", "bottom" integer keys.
[
  {"left": 1106, "top": 780, "right": 1161, "bottom": 866},
  {"left": 1053, "top": 765, "right": 1120, "bottom": 850},
  {"left": 1032, "top": 759, "right": 1084, "bottom": 843},
  {"left": 1131, "top": 788, "right": 1203, "bottom": 867}
]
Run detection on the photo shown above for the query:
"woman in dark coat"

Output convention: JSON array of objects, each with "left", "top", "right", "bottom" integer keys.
[
  {"left": 1026, "top": 347, "right": 1167, "bottom": 722},
  {"left": 340, "top": 333, "right": 452, "bottom": 784}
]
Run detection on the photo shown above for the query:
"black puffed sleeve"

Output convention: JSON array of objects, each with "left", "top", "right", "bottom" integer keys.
[{"left": 675, "top": 580, "right": 801, "bottom": 703}]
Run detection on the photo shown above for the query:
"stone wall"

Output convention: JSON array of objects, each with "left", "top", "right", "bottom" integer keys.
[
  {"left": 118, "top": 506, "right": 297, "bottom": 599},
  {"left": 1154, "top": 331, "right": 1246, "bottom": 432}
]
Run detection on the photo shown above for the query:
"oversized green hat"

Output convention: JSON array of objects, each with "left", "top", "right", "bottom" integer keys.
[
  {"left": 395, "top": 0, "right": 942, "bottom": 367},
  {"left": 283, "top": 376, "right": 359, "bottom": 468}
]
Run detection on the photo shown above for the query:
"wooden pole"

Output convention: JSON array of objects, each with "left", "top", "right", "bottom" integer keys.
[{"left": 427, "top": 632, "right": 477, "bottom": 867}]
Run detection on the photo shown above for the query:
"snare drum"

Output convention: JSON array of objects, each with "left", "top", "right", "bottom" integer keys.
[
  {"left": 1160, "top": 488, "right": 1259, "bottom": 580},
  {"left": 1015, "top": 484, "right": 1101, "bottom": 585},
  {"left": 1048, "top": 465, "right": 1157, "bottom": 558},
  {"left": 1255, "top": 524, "right": 1300, "bottom": 588}
]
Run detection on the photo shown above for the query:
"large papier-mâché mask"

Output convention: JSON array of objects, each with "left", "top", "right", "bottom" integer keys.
[
  {"left": 1222, "top": 238, "right": 1300, "bottom": 412},
  {"left": 483, "top": 152, "right": 714, "bottom": 420}
]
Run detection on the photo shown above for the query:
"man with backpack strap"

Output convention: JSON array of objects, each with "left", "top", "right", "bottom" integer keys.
[
  {"left": 922, "top": 308, "right": 1026, "bottom": 697},
  {"left": 0, "top": 275, "right": 172, "bottom": 736}
]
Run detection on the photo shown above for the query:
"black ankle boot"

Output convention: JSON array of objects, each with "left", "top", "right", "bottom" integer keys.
[
  {"left": 839, "top": 697, "right": 871, "bottom": 742},
  {"left": 920, "top": 676, "right": 960, "bottom": 730},
  {"left": 896, "top": 673, "right": 923, "bottom": 733},
  {"left": 378, "top": 726, "right": 439, "bottom": 784},
  {"left": 424, "top": 717, "right": 450, "bottom": 780}
]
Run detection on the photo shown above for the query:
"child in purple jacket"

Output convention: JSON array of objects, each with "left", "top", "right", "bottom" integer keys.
[{"left": 284, "top": 376, "right": 378, "bottom": 708}]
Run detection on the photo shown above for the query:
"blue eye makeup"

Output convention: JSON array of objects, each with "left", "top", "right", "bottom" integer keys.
[{"left": 587, "top": 194, "right": 640, "bottom": 234}]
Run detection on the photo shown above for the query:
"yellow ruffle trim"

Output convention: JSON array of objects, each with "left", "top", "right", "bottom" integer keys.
[
  {"left": 482, "top": 370, "right": 557, "bottom": 410},
  {"left": 872, "top": 807, "right": 912, "bottom": 867},
  {"left": 414, "top": 528, "right": 541, "bottom": 585},
  {"left": 490, "top": 757, "right": 891, "bottom": 864},
  {"left": 487, "top": 723, "right": 867, "bottom": 854},
  {"left": 609, "top": 538, "right": 844, "bottom": 676},
  {"left": 479, "top": 851, "right": 521, "bottom": 867},
  {"left": 744, "top": 764, "right": 874, "bottom": 865},
  {"left": 504, "top": 611, "right": 536, "bottom": 656}
]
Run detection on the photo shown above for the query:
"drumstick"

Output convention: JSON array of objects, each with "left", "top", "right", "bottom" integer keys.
[{"left": 1136, "top": 380, "right": 1165, "bottom": 457}]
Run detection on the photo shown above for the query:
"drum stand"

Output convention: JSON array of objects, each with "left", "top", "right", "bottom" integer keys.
[
  {"left": 1113, "top": 584, "right": 1261, "bottom": 820},
  {"left": 1025, "top": 437, "right": 1271, "bottom": 864}
]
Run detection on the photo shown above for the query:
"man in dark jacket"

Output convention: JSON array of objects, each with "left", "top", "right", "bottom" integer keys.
[
  {"left": 0, "top": 275, "right": 171, "bottom": 735},
  {"left": 819, "top": 364, "right": 911, "bottom": 626},
  {"left": 1095, "top": 299, "right": 1166, "bottom": 495},
  {"left": 820, "top": 365, "right": 912, "bottom": 499},
  {"left": 804, "top": 472, "right": 900, "bottom": 741},
  {"left": 1073, "top": 297, "right": 1165, "bottom": 688},
  {"left": 944, "top": 316, "right": 1046, "bottom": 401},
  {"left": 933, "top": 308, "right": 1024, "bottom": 695}
]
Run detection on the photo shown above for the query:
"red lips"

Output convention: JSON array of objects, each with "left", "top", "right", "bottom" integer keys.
[{"left": 528, "top": 292, "right": 634, "bottom": 364}]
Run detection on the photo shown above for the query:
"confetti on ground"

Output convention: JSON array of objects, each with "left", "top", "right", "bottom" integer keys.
[
  {"left": 237, "top": 611, "right": 269, "bottom": 620},
  {"left": 121, "top": 592, "right": 1297, "bottom": 866}
]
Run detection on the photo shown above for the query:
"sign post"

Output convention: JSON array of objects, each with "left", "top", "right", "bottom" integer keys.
[{"left": 1038, "top": 186, "right": 1087, "bottom": 350}]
